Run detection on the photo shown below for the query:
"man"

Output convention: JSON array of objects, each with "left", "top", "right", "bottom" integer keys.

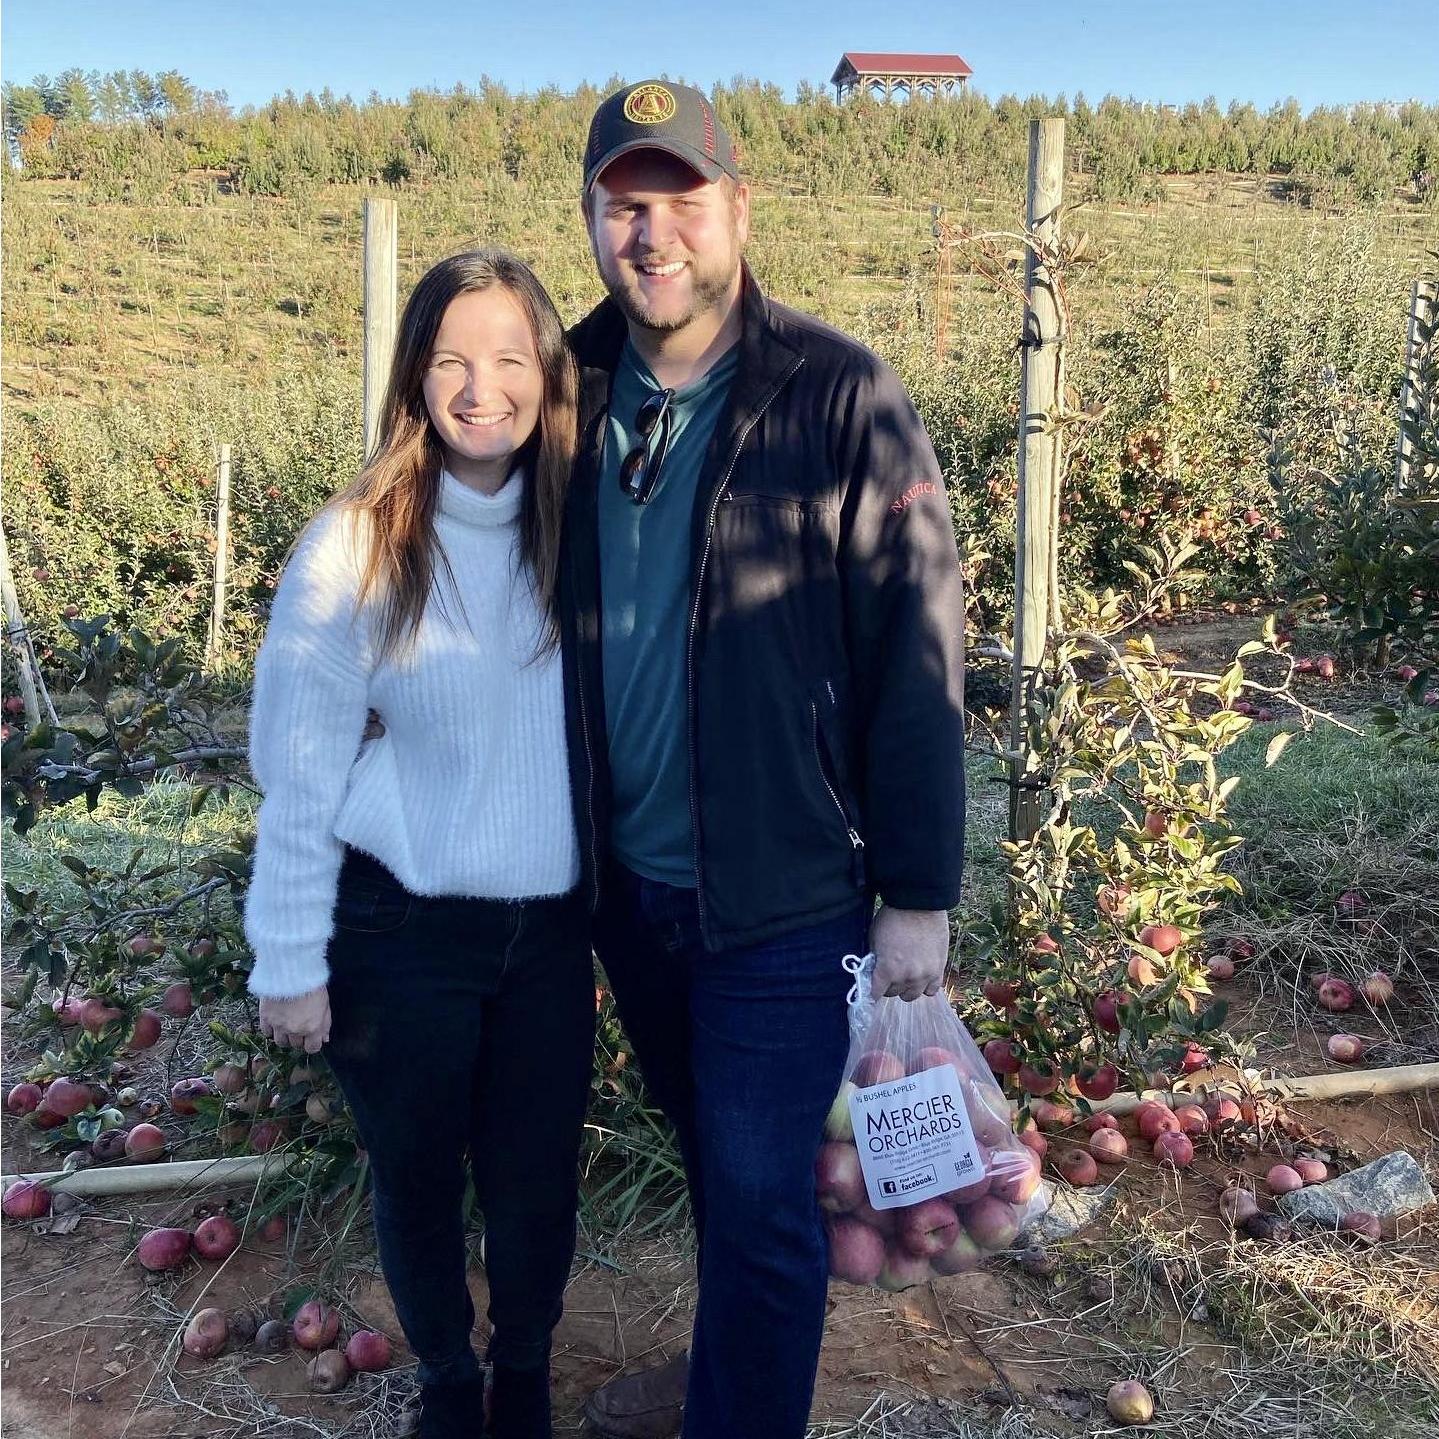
[{"left": 561, "top": 81, "right": 966, "bottom": 1439}]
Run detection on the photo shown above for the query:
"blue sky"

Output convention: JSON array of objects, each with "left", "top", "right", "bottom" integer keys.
[{"left": 3, "top": 0, "right": 1434, "bottom": 110}]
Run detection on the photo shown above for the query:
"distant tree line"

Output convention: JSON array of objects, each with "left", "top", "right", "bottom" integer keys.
[{"left": 2, "top": 71, "right": 1435, "bottom": 206}]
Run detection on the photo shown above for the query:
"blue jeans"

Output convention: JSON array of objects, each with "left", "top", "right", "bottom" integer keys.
[
  {"left": 594, "top": 862, "right": 870, "bottom": 1439},
  {"left": 323, "top": 847, "right": 594, "bottom": 1421}
]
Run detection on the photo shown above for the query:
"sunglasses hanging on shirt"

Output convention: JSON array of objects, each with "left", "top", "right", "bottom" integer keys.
[{"left": 618, "top": 388, "right": 676, "bottom": 506}]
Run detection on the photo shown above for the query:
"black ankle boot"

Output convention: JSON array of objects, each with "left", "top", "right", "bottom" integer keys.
[
  {"left": 486, "top": 1364, "right": 551, "bottom": 1439},
  {"left": 417, "top": 1371, "right": 488, "bottom": 1439}
]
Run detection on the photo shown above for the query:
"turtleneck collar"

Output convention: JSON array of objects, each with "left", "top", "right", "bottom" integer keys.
[{"left": 438, "top": 467, "right": 524, "bottom": 529}]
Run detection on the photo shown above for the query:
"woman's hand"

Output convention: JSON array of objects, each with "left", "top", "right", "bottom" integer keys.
[{"left": 258, "top": 986, "right": 332, "bottom": 1053}]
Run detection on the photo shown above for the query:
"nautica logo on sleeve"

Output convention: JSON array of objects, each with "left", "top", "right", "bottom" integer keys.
[{"left": 890, "top": 482, "right": 938, "bottom": 514}]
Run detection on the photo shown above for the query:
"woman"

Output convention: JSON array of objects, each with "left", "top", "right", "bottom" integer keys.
[{"left": 244, "top": 250, "right": 592, "bottom": 1439}]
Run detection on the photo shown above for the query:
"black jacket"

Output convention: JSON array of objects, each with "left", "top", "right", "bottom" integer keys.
[{"left": 559, "top": 267, "right": 966, "bottom": 951}]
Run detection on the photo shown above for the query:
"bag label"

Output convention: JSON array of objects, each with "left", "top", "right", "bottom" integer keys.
[{"left": 849, "top": 1063, "right": 985, "bottom": 1210}]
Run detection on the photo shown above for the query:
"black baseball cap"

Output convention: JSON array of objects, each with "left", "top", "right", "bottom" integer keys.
[{"left": 584, "top": 81, "right": 740, "bottom": 193}]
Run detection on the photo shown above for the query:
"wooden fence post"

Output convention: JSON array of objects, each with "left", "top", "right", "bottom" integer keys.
[
  {"left": 1396, "top": 277, "right": 1437, "bottom": 493},
  {"left": 205, "top": 444, "right": 232, "bottom": 670},
  {"left": 363, "top": 198, "right": 398, "bottom": 462},
  {"left": 1008, "top": 117, "right": 1066, "bottom": 844},
  {"left": 0, "top": 525, "right": 54, "bottom": 726}
]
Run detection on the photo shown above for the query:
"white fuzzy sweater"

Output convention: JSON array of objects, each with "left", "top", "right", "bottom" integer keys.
[{"left": 244, "top": 470, "right": 579, "bottom": 999}]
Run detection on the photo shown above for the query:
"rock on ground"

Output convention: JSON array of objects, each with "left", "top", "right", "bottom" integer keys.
[
  {"left": 1276, "top": 1150, "right": 1435, "bottom": 1225},
  {"left": 1017, "top": 1178, "right": 1120, "bottom": 1245}
]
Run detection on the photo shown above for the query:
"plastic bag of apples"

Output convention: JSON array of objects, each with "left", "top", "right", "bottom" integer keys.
[{"left": 819, "top": 955, "right": 1045, "bottom": 1291}]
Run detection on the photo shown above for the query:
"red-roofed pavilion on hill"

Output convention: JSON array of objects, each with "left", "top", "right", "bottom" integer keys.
[{"left": 831, "top": 52, "right": 973, "bottom": 102}]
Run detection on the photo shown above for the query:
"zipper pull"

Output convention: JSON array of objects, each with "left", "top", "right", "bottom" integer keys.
[
  {"left": 847, "top": 828, "right": 865, "bottom": 887},
  {"left": 846, "top": 827, "right": 864, "bottom": 850}
]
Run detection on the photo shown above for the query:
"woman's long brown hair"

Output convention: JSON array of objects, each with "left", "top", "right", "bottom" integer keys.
[{"left": 328, "top": 249, "right": 576, "bottom": 661}]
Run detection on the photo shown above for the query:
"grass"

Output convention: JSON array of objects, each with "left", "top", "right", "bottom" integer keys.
[{"left": 1, "top": 172, "right": 1431, "bottom": 406}]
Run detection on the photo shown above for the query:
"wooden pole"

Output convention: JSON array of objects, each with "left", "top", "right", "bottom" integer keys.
[
  {"left": 363, "top": 197, "right": 398, "bottom": 462},
  {"left": 1396, "top": 277, "right": 1436, "bottom": 492},
  {"left": 0, "top": 524, "right": 57, "bottom": 727},
  {"left": 204, "top": 443, "right": 232, "bottom": 670},
  {"left": 1009, "top": 117, "right": 1066, "bottom": 843}
]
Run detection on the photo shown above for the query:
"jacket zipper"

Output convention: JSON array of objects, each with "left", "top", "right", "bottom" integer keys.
[
  {"left": 574, "top": 642, "right": 600, "bottom": 910},
  {"left": 812, "top": 700, "right": 866, "bottom": 883},
  {"left": 686, "top": 357, "right": 803, "bottom": 947}
]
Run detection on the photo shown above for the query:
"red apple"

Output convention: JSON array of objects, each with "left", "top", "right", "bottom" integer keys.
[
  {"left": 1340, "top": 1211, "right": 1381, "bottom": 1240},
  {"left": 1137, "top": 1106, "right": 1180, "bottom": 1143},
  {"left": 911, "top": 1046, "right": 961, "bottom": 1076},
  {"left": 80, "top": 997, "right": 123, "bottom": 1034},
  {"left": 1085, "top": 1113, "right": 1120, "bottom": 1133},
  {"left": 40, "top": 1076, "right": 93, "bottom": 1119},
  {"left": 1055, "top": 1147, "right": 1099, "bottom": 1186},
  {"left": 876, "top": 1243, "right": 934, "bottom": 1292},
  {"left": 1093, "top": 990, "right": 1127, "bottom": 1034},
  {"left": 248, "top": 1119, "right": 286, "bottom": 1153},
  {"left": 962, "top": 1194, "right": 1023, "bottom": 1251},
  {"left": 212, "top": 1063, "right": 249, "bottom": 1096},
  {"left": 345, "top": 1330, "right": 393, "bottom": 1373},
  {"left": 1152, "top": 1131, "right": 1194, "bottom": 1166},
  {"left": 1326, "top": 1033, "right": 1366, "bottom": 1064},
  {"left": 194, "top": 1213, "right": 241, "bottom": 1261},
  {"left": 1032, "top": 1098, "right": 1077, "bottom": 1132},
  {"left": 6, "top": 1082, "right": 43, "bottom": 1116},
  {"left": 1139, "top": 923, "right": 1182, "bottom": 957},
  {"left": 1142, "top": 810, "right": 1167, "bottom": 838},
  {"left": 1016, "top": 1128, "right": 1048, "bottom": 1162},
  {"left": 1207, "top": 955, "right": 1235, "bottom": 980},
  {"left": 815, "top": 1142, "right": 866, "bottom": 1215},
  {"left": 1173, "top": 1104, "right": 1210, "bottom": 1136},
  {"left": 1317, "top": 978, "right": 1356, "bottom": 1013},
  {"left": 989, "top": 1148, "right": 1043, "bottom": 1205},
  {"left": 3, "top": 1180, "right": 52, "bottom": 1220},
  {"left": 1177, "top": 1042, "right": 1209, "bottom": 1074},
  {"left": 1074, "top": 1062, "right": 1118, "bottom": 1102},
  {"left": 852, "top": 1050, "right": 905, "bottom": 1087},
  {"left": 1089, "top": 1128, "right": 1129, "bottom": 1165},
  {"left": 1203, "top": 1094, "right": 1243, "bottom": 1128},
  {"left": 51, "top": 996, "right": 85, "bottom": 1027},
  {"left": 898, "top": 1198, "right": 960, "bottom": 1258},
  {"left": 1017, "top": 1063, "right": 1060, "bottom": 1096},
  {"left": 125, "top": 1123, "right": 167, "bottom": 1162},
  {"left": 982, "top": 978, "right": 1019, "bottom": 1010},
  {"left": 828, "top": 1216, "right": 887, "bottom": 1284},
  {"left": 1228, "top": 938, "right": 1256, "bottom": 960},
  {"left": 1218, "top": 1187, "right": 1259, "bottom": 1226},
  {"left": 1294, "top": 1158, "right": 1328, "bottom": 1184},
  {"left": 292, "top": 1299, "right": 340, "bottom": 1351},
  {"left": 160, "top": 981, "right": 194, "bottom": 1018},
  {"left": 1266, "top": 1164, "right": 1303, "bottom": 1194},
  {"left": 138, "top": 1227, "right": 192, "bottom": 1270},
  {"left": 930, "top": 1224, "right": 983, "bottom": 1275},
  {"left": 170, "top": 1077, "right": 211, "bottom": 1115},
  {"left": 127, "top": 1009, "right": 163, "bottom": 1050},
  {"left": 983, "top": 1039, "right": 1021, "bottom": 1075}
]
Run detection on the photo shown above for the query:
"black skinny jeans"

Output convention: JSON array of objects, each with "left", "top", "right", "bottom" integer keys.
[{"left": 323, "top": 848, "right": 595, "bottom": 1388}]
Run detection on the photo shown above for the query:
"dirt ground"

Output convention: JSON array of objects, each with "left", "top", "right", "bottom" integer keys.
[{"left": 4, "top": 608, "right": 1436, "bottom": 1438}]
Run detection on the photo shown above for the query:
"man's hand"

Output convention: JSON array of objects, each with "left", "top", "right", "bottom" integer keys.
[
  {"left": 258, "top": 986, "right": 332, "bottom": 1054},
  {"left": 871, "top": 905, "right": 950, "bottom": 1002}
]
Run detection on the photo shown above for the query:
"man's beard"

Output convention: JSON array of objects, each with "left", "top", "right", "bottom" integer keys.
[{"left": 599, "top": 242, "right": 741, "bottom": 334}]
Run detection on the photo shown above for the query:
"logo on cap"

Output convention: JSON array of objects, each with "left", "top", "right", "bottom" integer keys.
[{"left": 623, "top": 84, "right": 677, "bottom": 125}]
